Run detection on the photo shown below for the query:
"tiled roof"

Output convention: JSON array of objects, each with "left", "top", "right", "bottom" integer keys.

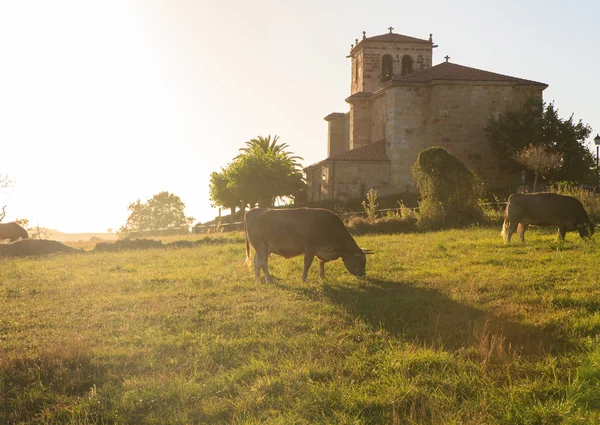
[
  {"left": 304, "top": 140, "right": 389, "bottom": 170},
  {"left": 327, "top": 139, "right": 389, "bottom": 161},
  {"left": 392, "top": 61, "right": 547, "bottom": 87},
  {"left": 345, "top": 91, "right": 373, "bottom": 102},
  {"left": 363, "top": 32, "right": 431, "bottom": 44}
]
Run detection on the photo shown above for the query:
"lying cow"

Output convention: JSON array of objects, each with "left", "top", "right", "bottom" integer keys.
[
  {"left": 0, "top": 222, "right": 29, "bottom": 242},
  {"left": 244, "top": 208, "right": 372, "bottom": 282},
  {"left": 0, "top": 239, "right": 79, "bottom": 257},
  {"left": 502, "top": 192, "right": 594, "bottom": 243}
]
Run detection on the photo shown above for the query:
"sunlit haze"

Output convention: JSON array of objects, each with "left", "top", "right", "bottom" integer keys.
[{"left": 1, "top": 0, "right": 599, "bottom": 233}]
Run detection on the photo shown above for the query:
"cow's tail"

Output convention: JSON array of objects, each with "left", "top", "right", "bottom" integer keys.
[
  {"left": 244, "top": 213, "right": 252, "bottom": 268},
  {"left": 501, "top": 195, "right": 513, "bottom": 243},
  {"left": 501, "top": 216, "right": 509, "bottom": 243}
]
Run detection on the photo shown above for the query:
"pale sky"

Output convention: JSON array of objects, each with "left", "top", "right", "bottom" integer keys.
[{"left": 1, "top": 0, "right": 599, "bottom": 233}]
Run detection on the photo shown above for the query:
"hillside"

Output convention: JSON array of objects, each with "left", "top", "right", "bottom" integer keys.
[
  {"left": 1, "top": 229, "right": 600, "bottom": 423},
  {"left": 40, "top": 229, "right": 118, "bottom": 242}
]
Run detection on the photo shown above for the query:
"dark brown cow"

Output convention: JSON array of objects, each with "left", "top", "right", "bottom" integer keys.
[
  {"left": 244, "top": 208, "right": 371, "bottom": 282},
  {"left": 0, "top": 239, "right": 79, "bottom": 257},
  {"left": 502, "top": 192, "right": 594, "bottom": 243},
  {"left": 0, "top": 222, "right": 29, "bottom": 242}
]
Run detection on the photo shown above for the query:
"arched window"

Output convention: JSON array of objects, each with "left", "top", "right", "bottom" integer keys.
[
  {"left": 401, "top": 55, "right": 414, "bottom": 76},
  {"left": 354, "top": 58, "right": 358, "bottom": 82},
  {"left": 381, "top": 54, "right": 393, "bottom": 82}
]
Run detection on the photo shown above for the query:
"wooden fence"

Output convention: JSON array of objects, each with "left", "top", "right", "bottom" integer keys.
[{"left": 193, "top": 222, "right": 244, "bottom": 234}]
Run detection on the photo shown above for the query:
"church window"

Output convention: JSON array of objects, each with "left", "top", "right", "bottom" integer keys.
[
  {"left": 354, "top": 59, "right": 359, "bottom": 82},
  {"left": 381, "top": 54, "right": 393, "bottom": 82},
  {"left": 401, "top": 55, "right": 414, "bottom": 76}
]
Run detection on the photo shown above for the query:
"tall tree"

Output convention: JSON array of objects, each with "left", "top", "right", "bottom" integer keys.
[
  {"left": 120, "top": 191, "right": 194, "bottom": 233},
  {"left": 485, "top": 98, "right": 594, "bottom": 183},
  {"left": 227, "top": 149, "right": 305, "bottom": 208},
  {"left": 236, "top": 135, "right": 303, "bottom": 170},
  {"left": 210, "top": 136, "right": 306, "bottom": 211}
]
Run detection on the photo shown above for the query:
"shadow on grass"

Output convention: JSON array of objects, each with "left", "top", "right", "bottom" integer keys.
[{"left": 285, "top": 278, "right": 576, "bottom": 358}]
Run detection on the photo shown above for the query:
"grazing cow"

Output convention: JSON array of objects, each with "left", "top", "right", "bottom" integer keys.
[
  {"left": 0, "top": 222, "right": 29, "bottom": 242},
  {"left": 0, "top": 239, "right": 80, "bottom": 257},
  {"left": 502, "top": 192, "right": 594, "bottom": 243},
  {"left": 244, "top": 208, "right": 372, "bottom": 282}
]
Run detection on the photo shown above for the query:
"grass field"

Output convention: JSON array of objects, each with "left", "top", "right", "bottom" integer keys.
[{"left": 1, "top": 228, "right": 600, "bottom": 424}]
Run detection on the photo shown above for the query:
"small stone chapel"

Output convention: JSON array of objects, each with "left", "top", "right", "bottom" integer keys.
[{"left": 304, "top": 28, "right": 548, "bottom": 202}]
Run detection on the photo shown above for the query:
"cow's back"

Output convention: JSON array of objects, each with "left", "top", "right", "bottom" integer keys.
[{"left": 245, "top": 208, "right": 354, "bottom": 252}]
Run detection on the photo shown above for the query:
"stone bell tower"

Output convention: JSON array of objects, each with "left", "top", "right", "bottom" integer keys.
[
  {"left": 345, "top": 28, "right": 436, "bottom": 150},
  {"left": 348, "top": 27, "right": 435, "bottom": 95}
]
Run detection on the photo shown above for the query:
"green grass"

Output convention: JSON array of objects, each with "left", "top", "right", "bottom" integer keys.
[{"left": 1, "top": 228, "right": 600, "bottom": 424}]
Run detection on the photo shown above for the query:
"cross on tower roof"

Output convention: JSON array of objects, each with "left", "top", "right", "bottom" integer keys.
[
  {"left": 444, "top": 55, "right": 450, "bottom": 62},
  {"left": 388, "top": 26, "right": 394, "bottom": 33}
]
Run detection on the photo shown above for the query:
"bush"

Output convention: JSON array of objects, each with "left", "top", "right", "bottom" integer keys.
[
  {"left": 412, "top": 147, "right": 484, "bottom": 229},
  {"left": 345, "top": 215, "right": 418, "bottom": 235}
]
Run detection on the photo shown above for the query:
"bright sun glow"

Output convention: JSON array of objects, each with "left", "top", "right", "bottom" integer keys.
[{"left": 1, "top": 0, "right": 599, "bottom": 233}]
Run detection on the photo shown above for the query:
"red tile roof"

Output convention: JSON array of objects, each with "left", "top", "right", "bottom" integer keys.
[
  {"left": 363, "top": 32, "right": 431, "bottom": 44},
  {"left": 392, "top": 61, "right": 547, "bottom": 87},
  {"left": 304, "top": 140, "right": 389, "bottom": 170},
  {"left": 328, "top": 139, "right": 389, "bottom": 162}
]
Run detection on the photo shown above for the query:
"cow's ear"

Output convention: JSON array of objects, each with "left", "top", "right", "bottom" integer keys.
[{"left": 361, "top": 248, "right": 374, "bottom": 255}]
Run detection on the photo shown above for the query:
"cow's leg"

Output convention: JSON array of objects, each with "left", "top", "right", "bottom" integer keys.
[
  {"left": 302, "top": 253, "right": 314, "bottom": 281},
  {"left": 259, "top": 255, "right": 274, "bottom": 284},
  {"left": 254, "top": 243, "right": 274, "bottom": 283},
  {"left": 558, "top": 225, "right": 567, "bottom": 241},
  {"left": 506, "top": 221, "right": 518, "bottom": 244},
  {"left": 319, "top": 260, "right": 326, "bottom": 279},
  {"left": 518, "top": 223, "right": 528, "bottom": 243},
  {"left": 253, "top": 254, "right": 262, "bottom": 280}
]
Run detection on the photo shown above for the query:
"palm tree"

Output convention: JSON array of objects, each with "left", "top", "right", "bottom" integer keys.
[{"left": 236, "top": 135, "right": 303, "bottom": 169}]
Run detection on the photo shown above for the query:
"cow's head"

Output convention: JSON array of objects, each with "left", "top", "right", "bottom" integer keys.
[
  {"left": 577, "top": 222, "right": 595, "bottom": 238},
  {"left": 342, "top": 248, "right": 372, "bottom": 278}
]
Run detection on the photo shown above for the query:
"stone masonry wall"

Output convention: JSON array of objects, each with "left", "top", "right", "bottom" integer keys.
[
  {"left": 348, "top": 99, "right": 372, "bottom": 150},
  {"left": 386, "top": 86, "right": 429, "bottom": 192},
  {"left": 384, "top": 82, "right": 545, "bottom": 192},
  {"left": 369, "top": 95, "right": 387, "bottom": 142},
  {"left": 425, "top": 83, "right": 545, "bottom": 186},
  {"left": 326, "top": 114, "right": 350, "bottom": 157},
  {"left": 326, "top": 161, "right": 391, "bottom": 200}
]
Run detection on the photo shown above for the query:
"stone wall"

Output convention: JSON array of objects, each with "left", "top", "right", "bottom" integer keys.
[
  {"left": 369, "top": 94, "right": 387, "bottom": 142},
  {"left": 325, "top": 113, "right": 350, "bottom": 157},
  {"left": 348, "top": 98, "right": 372, "bottom": 150},
  {"left": 305, "top": 166, "right": 323, "bottom": 202},
  {"left": 425, "top": 83, "right": 544, "bottom": 186},
  {"left": 386, "top": 86, "right": 429, "bottom": 192},
  {"left": 323, "top": 161, "right": 391, "bottom": 200},
  {"left": 383, "top": 82, "right": 545, "bottom": 192}
]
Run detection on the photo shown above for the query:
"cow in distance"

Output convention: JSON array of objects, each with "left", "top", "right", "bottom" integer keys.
[
  {"left": 244, "top": 208, "right": 372, "bottom": 283},
  {"left": 502, "top": 192, "right": 594, "bottom": 243}
]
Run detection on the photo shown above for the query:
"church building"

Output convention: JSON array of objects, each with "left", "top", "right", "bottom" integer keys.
[{"left": 304, "top": 28, "right": 547, "bottom": 201}]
